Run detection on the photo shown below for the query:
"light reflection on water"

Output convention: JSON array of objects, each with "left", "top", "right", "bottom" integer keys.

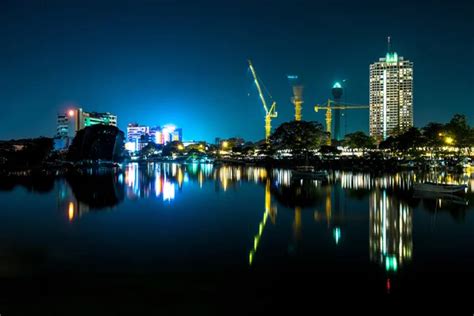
[
  {"left": 58, "top": 163, "right": 473, "bottom": 268},
  {"left": 2, "top": 162, "right": 473, "bottom": 296}
]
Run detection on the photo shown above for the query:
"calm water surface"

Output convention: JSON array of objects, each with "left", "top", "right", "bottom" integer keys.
[{"left": 1, "top": 163, "right": 473, "bottom": 312}]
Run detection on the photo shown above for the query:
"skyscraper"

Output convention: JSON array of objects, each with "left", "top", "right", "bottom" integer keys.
[{"left": 369, "top": 38, "right": 413, "bottom": 142}]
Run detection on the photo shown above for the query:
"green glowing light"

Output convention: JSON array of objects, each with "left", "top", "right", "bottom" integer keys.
[
  {"left": 333, "top": 82, "right": 342, "bottom": 89},
  {"left": 333, "top": 227, "right": 341, "bottom": 245},
  {"left": 385, "top": 52, "right": 398, "bottom": 63},
  {"left": 385, "top": 256, "right": 398, "bottom": 272}
]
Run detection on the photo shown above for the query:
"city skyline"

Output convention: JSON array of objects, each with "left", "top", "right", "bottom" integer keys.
[{"left": 1, "top": 0, "right": 473, "bottom": 142}]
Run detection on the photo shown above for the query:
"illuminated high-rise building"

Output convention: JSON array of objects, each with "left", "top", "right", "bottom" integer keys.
[{"left": 369, "top": 37, "right": 413, "bottom": 142}]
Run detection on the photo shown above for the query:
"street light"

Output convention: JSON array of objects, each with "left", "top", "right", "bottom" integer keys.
[
  {"left": 445, "top": 137, "right": 454, "bottom": 145},
  {"left": 222, "top": 141, "right": 229, "bottom": 149}
]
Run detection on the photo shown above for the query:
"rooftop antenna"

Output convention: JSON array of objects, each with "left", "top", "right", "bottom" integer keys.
[{"left": 387, "top": 36, "right": 391, "bottom": 53}]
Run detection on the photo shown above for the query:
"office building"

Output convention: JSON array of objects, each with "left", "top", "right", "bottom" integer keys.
[
  {"left": 369, "top": 38, "right": 413, "bottom": 142},
  {"left": 127, "top": 123, "right": 150, "bottom": 142},
  {"left": 74, "top": 108, "right": 117, "bottom": 132}
]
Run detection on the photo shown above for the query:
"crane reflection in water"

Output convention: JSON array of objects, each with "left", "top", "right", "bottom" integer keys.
[{"left": 55, "top": 163, "right": 472, "bottom": 281}]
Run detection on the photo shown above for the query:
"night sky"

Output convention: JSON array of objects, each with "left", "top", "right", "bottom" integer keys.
[{"left": 1, "top": 0, "right": 473, "bottom": 142}]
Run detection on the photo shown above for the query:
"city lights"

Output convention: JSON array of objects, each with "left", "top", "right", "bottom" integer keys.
[
  {"left": 68, "top": 202, "right": 75, "bottom": 221},
  {"left": 333, "top": 227, "right": 341, "bottom": 245},
  {"left": 2, "top": 0, "right": 474, "bottom": 310},
  {"left": 445, "top": 136, "right": 454, "bottom": 145}
]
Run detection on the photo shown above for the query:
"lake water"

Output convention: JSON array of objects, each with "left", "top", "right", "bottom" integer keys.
[{"left": 1, "top": 163, "right": 473, "bottom": 313}]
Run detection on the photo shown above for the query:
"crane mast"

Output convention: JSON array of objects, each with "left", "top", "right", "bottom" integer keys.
[{"left": 248, "top": 60, "right": 277, "bottom": 142}]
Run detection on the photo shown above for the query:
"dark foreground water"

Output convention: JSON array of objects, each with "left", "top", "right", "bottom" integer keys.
[{"left": 0, "top": 163, "right": 473, "bottom": 314}]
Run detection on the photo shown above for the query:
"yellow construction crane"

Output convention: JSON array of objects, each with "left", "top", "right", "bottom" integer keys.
[
  {"left": 291, "top": 85, "right": 304, "bottom": 121},
  {"left": 288, "top": 75, "right": 303, "bottom": 121},
  {"left": 314, "top": 99, "right": 369, "bottom": 145},
  {"left": 248, "top": 60, "right": 277, "bottom": 142}
]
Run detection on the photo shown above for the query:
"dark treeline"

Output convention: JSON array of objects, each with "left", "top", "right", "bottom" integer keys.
[
  {"left": 67, "top": 125, "right": 125, "bottom": 162},
  {"left": 0, "top": 114, "right": 473, "bottom": 172},
  {"left": 379, "top": 114, "right": 474, "bottom": 156},
  {"left": 0, "top": 137, "right": 54, "bottom": 170},
  {"left": 0, "top": 125, "right": 125, "bottom": 173}
]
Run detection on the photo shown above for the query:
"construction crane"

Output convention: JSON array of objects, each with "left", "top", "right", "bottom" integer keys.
[
  {"left": 288, "top": 75, "right": 303, "bottom": 121},
  {"left": 314, "top": 99, "right": 369, "bottom": 145},
  {"left": 248, "top": 60, "right": 277, "bottom": 142}
]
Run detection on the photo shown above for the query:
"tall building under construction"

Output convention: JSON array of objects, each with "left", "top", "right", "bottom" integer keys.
[{"left": 369, "top": 38, "right": 413, "bottom": 142}]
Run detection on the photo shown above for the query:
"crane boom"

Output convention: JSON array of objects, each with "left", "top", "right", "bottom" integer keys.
[
  {"left": 248, "top": 60, "right": 269, "bottom": 114},
  {"left": 314, "top": 99, "right": 369, "bottom": 145},
  {"left": 248, "top": 60, "right": 277, "bottom": 142}
]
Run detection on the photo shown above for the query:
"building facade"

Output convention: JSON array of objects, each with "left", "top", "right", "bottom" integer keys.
[
  {"left": 369, "top": 45, "right": 413, "bottom": 142},
  {"left": 75, "top": 108, "right": 117, "bottom": 132},
  {"left": 55, "top": 108, "right": 117, "bottom": 150},
  {"left": 56, "top": 114, "right": 70, "bottom": 138},
  {"left": 125, "top": 123, "right": 183, "bottom": 152},
  {"left": 127, "top": 123, "right": 150, "bottom": 142}
]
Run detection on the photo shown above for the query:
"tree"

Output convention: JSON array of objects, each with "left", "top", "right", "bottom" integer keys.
[
  {"left": 140, "top": 143, "right": 162, "bottom": 158},
  {"left": 379, "top": 136, "right": 397, "bottom": 152},
  {"left": 0, "top": 137, "right": 54, "bottom": 168},
  {"left": 422, "top": 122, "right": 445, "bottom": 148},
  {"left": 67, "top": 125, "right": 125, "bottom": 162},
  {"left": 185, "top": 143, "right": 206, "bottom": 154},
  {"left": 162, "top": 141, "right": 184, "bottom": 156},
  {"left": 342, "top": 131, "right": 375, "bottom": 153},
  {"left": 269, "top": 121, "right": 327, "bottom": 157},
  {"left": 378, "top": 127, "right": 423, "bottom": 157},
  {"left": 445, "top": 114, "right": 472, "bottom": 151},
  {"left": 319, "top": 145, "right": 341, "bottom": 156},
  {"left": 394, "top": 127, "right": 423, "bottom": 155}
]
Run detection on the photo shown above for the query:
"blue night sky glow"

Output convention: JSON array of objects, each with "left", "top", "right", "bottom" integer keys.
[{"left": 0, "top": 0, "right": 473, "bottom": 142}]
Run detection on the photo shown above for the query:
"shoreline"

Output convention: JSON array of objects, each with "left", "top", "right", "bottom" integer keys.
[{"left": 0, "top": 156, "right": 471, "bottom": 177}]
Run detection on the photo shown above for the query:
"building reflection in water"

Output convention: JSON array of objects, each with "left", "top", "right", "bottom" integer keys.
[
  {"left": 369, "top": 189, "right": 413, "bottom": 272},
  {"left": 57, "top": 163, "right": 470, "bottom": 275},
  {"left": 124, "top": 163, "right": 178, "bottom": 202}
]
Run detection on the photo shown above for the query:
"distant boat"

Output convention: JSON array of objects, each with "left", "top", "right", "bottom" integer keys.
[
  {"left": 413, "top": 182, "right": 467, "bottom": 194},
  {"left": 413, "top": 190, "right": 468, "bottom": 206}
]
